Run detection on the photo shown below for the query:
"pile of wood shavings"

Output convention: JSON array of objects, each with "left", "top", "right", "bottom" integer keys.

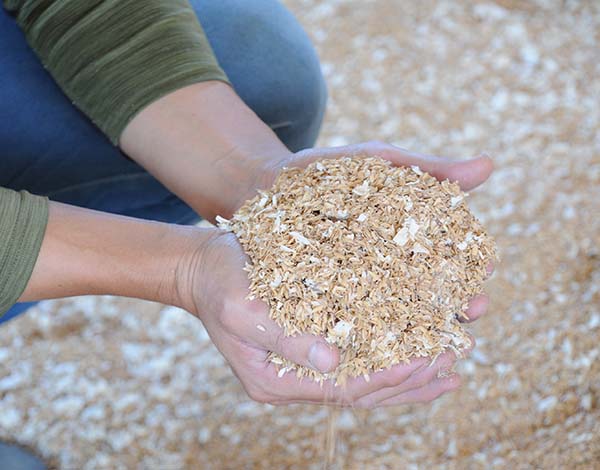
[{"left": 218, "top": 156, "right": 497, "bottom": 385}]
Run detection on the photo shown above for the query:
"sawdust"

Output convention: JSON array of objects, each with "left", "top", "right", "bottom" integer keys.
[{"left": 218, "top": 157, "right": 497, "bottom": 384}]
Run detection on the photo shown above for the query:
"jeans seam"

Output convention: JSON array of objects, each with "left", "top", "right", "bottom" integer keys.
[{"left": 269, "top": 120, "right": 293, "bottom": 130}]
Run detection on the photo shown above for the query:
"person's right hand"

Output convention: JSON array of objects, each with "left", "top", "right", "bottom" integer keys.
[
  {"left": 174, "top": 146, "right": 493, "bottom": 407},
  {"left": 176, "top": 228, "right": 468, "bottom": 407}
]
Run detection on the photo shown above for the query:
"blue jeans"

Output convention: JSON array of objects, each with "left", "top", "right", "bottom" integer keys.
[{"left": 0, "top": 0, "right": 327, "bottom": 323}]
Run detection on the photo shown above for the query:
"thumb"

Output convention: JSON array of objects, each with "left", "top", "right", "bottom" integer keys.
[
  {"left": 433, "top": 155, "right": 495, "bottom": 191},
  {"left": 295, "top": 144, "right": 494, "bottom": 191},
  {"left": 377, "top": 146, "right": 494, "bottom": 191},
  {"left": 214, "top": 235, "right": 340, "bottom": 374},
  {"left": 270, "top": 331, "right": 340, "bottom": 374},
  {"left": 228, "top": 297, "right": 340, "bottom": 374}
]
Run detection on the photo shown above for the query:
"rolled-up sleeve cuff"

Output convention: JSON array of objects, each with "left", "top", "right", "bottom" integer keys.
[
  {"left": 6, "top": 0, "right": 230, "bottom": 145},
  {"left": 0, "top": 189, "right": 49, "bottom": 316}
]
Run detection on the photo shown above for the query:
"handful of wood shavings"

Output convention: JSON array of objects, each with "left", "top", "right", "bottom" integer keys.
[{"left": 217, "top": 156, "right": 497, "bottom": 386}]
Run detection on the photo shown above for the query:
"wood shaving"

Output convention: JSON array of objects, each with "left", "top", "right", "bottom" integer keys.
[{"left": 218, "top": 156, "right": 497, "bottom": 385}]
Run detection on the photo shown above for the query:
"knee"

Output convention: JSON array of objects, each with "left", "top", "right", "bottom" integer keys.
[
  {"left": 264, "top": 48, "right": 328, "bottom": 152},
  {"left": 193, "top": 0, "right": 328, "bottom": 150},
  {"left": 280, "top": 53, "right": 328, "bottom": 149}
]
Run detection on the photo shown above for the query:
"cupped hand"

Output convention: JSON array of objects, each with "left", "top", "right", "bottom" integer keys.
[{"left": 179, "top": 142, "right": 494, "bottom": 406}]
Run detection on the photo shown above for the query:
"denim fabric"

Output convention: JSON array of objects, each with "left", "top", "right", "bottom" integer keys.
[
  {"left": 0, "top": 0, "right": 327, "bottom": 323},
  {"left": 0, "top": 442, "right": 45, "bottom": 470}
]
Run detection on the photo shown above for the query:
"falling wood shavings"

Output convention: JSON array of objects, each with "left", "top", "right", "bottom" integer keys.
[{"left": 218, "top": 156, "right": 497, "bottom": 385}]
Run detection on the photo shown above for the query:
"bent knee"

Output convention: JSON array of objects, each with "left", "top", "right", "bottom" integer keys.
[{"left": 192, "top": 0, "right": 328, "bottom": 150}]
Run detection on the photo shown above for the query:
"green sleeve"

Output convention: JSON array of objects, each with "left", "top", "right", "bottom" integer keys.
[
  {"left": 0, "top": 188, "right": 49, "bottom": 316},
  {"left": 3, "top": 0, "right": 230, "bottom": 144}
]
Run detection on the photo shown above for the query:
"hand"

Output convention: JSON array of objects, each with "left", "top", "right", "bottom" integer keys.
[{"left": 176, "top": 142, "right": 494, "bottom": 407}]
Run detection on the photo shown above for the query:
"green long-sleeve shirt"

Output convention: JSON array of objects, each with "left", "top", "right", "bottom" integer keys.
[{"left": 1, "top": 0, "right": 229, "bottom": 315}]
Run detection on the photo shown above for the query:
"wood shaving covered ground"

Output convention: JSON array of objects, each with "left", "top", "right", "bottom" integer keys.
[
  {"left": 3, "top": 2, "right": 600, "bottom": 468},
  {"left": 218, "top": 157, "right": 497, "bottom": 384}
]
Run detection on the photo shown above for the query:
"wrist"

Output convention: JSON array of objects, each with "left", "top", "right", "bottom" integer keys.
[
  {"left": 120, "top": 81, "right": 293, "bottom": 222},
  {"left": 138, "top": 223, "right": 201, "bottom": 310},
  {"left": 215, "top": 144, "right": 292, "bottom": 218},
  {"left": 169, "top": 227, "right": 227, "bottom": 315},
  {"left": 20, "top": 202, "right": 203, "bottom": 308}
]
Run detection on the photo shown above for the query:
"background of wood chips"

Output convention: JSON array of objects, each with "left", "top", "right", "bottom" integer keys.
[{"left": 1, "top": 0, "right": 598, "bottom": 468}]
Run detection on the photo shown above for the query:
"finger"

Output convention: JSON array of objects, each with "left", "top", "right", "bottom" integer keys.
[
  {"left": 374, "top": 146, "right": 494, "bottom": 191},
  {"left": 460, "top": 294, "right": 490, "bottom": 323},
  {"left": 216, "top": 235, "right": 340, "bottom": 374},
  {"left": 254, "top": 361, "right": 338, "bottom": 404},
  {"left": 331, "top": 356, "right": 431, "bottom": 403},
  {"left": 374, "top": 373, "right": 462, "bottom": 407},
  {"left": 437, "top": 156, "right": 494, "bottom": 191},
  {"left": 259, "top": 356, "right": 430, "bottom": 405},
  {"left": 226, "top": 343, "right": 335, "bottom": 407},
  {"left": 353, "top": 350, "right": 457, "bottom": 407},
  {"left": 299, "top": 143, "right": 494, "bottom": 191},
  {"left": 218, "top": 336, "right": 333, "bottom": 405},
  {"left": 228, "top": 298, "right": 340, "bottom": 374},
  {"left": 270, "top": 332, "right": 339, "bottom": 374}
]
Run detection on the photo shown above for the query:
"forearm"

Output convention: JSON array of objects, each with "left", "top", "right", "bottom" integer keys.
[
  {"left": 7, "top": 0, "right": 290, "bottom": 223},
  {"left": 120, "top": 81, "right": 292, "bottom": 221},
  {"left": 18, "top": 201, "right": 211, "bottom": 307}
]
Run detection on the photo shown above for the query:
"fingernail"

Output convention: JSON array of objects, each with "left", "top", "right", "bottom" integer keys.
[{"left": 309, "top": 342, "right": 334, "bottom": 373}]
